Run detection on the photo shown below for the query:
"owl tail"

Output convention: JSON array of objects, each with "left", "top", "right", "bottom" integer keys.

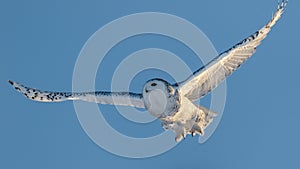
[
  {"left": 190, "top": 105, "right": 218, "bottom": 137},
  {"left": 173, "top": 105, "right": 217, "bottom": 142}
]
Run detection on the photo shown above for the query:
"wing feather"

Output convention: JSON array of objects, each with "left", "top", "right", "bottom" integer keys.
[
  {"left": 8, "top": 80, "right": 145, "bottom": 108},
  {"left": 178, "top": 1, "right": 287, "bottom": 101}
]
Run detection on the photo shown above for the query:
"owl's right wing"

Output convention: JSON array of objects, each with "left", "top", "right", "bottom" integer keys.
[{"left": 8, "top": 80, "right": 145, "bottom": 108}]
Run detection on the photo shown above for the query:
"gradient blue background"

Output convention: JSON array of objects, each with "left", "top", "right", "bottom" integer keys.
[{"left": 1, "top": 0, "right": 299, "bottom": 168}]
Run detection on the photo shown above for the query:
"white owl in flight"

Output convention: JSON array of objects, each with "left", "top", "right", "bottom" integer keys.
[{"left": 9, "top": 1, "right": 288, "bottom": 142}]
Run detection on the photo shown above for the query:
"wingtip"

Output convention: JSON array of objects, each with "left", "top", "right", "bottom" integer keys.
[
  {"left": 8, "top": 80, "right": 14, "bottom": 85},
  {"left": 267, "top": 0, "right": 288, "bottom": 28},
  {"left": 278, "top": 0, "right": 288, "bottom": 10}
]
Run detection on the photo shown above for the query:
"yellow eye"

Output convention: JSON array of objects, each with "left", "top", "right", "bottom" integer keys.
[{"left": 151, "top": 83, "right": 157, "bottom": 86}]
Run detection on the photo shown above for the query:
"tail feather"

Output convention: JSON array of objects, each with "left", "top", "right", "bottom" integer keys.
[{"left": 190, "top": 105, "right": 218, "bottom": 137}]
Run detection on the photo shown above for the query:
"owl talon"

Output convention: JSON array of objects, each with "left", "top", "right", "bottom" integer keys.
[{"left": 191, "top": 132, "right": 195, "bottom": 137}]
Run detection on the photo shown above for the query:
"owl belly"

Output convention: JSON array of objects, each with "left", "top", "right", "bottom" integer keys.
[{"left": 160, "top": 97, "right": 217, "bottom": 142}]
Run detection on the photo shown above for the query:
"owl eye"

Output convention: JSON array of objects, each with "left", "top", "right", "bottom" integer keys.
[{"left": 151, "top": 83, "right": 157, "bottom": 86}]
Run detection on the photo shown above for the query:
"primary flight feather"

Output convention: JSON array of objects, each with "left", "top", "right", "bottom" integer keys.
[{"left": 9, "top": 1, "right": 288, "bottom": 142}]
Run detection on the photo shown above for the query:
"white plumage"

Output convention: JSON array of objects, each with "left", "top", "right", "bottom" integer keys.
[{"left": 9, "top": 1, "right": 288, "bottom": 142}]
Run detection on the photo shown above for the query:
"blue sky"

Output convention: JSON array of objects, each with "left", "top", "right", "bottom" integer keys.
[{"left": 1, "top": 0, "right": 300, "bottom": 168}]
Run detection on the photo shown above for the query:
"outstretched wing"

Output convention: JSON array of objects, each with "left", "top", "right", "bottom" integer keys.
[
  {"left": 8, "top": 80, "right": 145, "bottom": 108},
  {"left": 178, "top": 1, "right": 287, "bottom": 101}
]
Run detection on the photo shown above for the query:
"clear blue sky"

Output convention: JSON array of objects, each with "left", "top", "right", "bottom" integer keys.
[{"left": 1, "top": 0, "right": 299, "bottom": 168}]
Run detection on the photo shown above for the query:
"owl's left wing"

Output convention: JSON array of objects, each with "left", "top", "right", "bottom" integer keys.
[
  {"left": 178, "top": 1, "right": 287, "bottom": 101},
  {"left": 8, "top": 80, "right": 145, "bottom": 108}
]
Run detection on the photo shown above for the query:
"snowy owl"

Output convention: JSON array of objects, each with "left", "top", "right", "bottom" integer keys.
[{"left": 9, "top": 1, "right": 288, "bottom": 142}]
